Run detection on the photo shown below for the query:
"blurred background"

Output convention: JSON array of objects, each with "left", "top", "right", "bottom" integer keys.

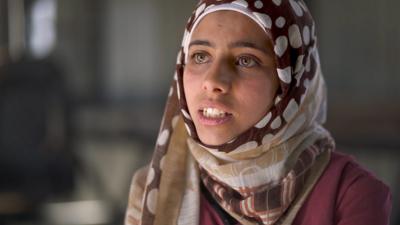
[{"left": 0, "top": 0, "right": 399, "bottom": 224}]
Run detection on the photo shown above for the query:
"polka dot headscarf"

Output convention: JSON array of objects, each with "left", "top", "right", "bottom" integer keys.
[{"left": 176, "top": 0, "right": 327, "bottom": 153}]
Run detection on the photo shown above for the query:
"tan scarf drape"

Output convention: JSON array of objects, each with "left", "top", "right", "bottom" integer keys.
[
  {"left": 125, "top": 1, "right": 335, "bottom": 224},
  {"left": 126, "top": 119, "right": 333, "bottom": 225}
]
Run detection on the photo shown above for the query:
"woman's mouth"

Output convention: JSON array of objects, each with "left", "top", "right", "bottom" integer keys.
[
  {"left": 198, "top": 107, "right": 232, "bottom": 125},
  {"left": 202, "top": 108, "right": 228, "bottom": 118}
]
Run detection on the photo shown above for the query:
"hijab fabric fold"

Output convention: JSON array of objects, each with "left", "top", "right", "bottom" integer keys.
[{"left": 125, "top": 1, "right": 335, "bottom": 224}]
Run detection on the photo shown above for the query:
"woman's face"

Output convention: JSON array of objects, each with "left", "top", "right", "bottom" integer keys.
[{"left": 183, "top": 10, "right": 279, "bottom": 146}]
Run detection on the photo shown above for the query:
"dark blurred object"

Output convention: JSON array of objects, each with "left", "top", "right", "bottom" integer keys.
[
  {"left": 0, "top": 56, "right": 75, "bottom": 223},
  {"left": 394, "top": 173, "right": 400, "bottom": 225}
]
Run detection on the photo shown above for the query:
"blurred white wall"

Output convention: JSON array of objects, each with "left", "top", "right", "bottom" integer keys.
[
  {"left": 101, "top": 0, "right": 195, "bottom": 100},
  {"left": 102, "top": 0, "right": 161, "bottom": 100}
]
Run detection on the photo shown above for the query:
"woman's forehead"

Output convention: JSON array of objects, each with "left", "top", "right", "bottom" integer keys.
[
  {"left": 193, "top": 10, "right": 260, "bottom": 31},
  {"left": 189, "top": 10, "right": 273, "bottom": 51},
  {"left": 191, "top": 10, "right": 265, "bottom": 34}
]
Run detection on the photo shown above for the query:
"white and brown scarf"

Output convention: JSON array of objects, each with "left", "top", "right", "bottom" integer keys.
[{"left": 125, "top": 1, "right": 335, "bottom": 225}]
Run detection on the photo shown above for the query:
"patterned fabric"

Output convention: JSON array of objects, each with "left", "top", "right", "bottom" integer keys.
[
  {"left": 125, "top": 1, "right": 335, "bottom": 225},
  {"left": 196, "top": 138, "right": 334, "bottom": 224}
]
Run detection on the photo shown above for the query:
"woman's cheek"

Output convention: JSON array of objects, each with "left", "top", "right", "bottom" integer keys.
[
  {"left": 185, "top": 63, "right": 207, "bottom": 76},
  {"left": 183, "top": 72, "right": 199, "bottom": 106}
]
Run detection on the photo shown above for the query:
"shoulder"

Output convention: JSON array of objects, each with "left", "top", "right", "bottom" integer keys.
[
  {"left": 327, "top": 152, "right": 391, "bottom": 202},
  {"left": 294, "top": 151, "right": 392, "bottom": 225},
  {"left": 125, "top": 165, "right": 150, "bottom": 225},
  {"left": 329, "top": 151, "right": 392, "bottom": 225}
]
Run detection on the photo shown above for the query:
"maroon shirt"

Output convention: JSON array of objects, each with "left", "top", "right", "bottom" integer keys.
[{"left": 200, "top": 152, "right": 392, "bottom": 225}]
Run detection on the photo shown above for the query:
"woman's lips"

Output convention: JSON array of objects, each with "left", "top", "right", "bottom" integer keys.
[{"left": 197, "top": 109, "right": 233, "bottom": 126}]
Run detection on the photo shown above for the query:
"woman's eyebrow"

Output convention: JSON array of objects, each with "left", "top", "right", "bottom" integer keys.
[
  {"left": 188, "top": 39, "right": 214, "bottom": 48},
  {"left": 188, "top": 39, "right": 272, "bottom": 56},
  {"left": 229, "top": 41, "right": 272, "bottom": 56}
]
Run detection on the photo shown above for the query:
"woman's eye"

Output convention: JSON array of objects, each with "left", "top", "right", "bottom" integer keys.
[
  {"left": 237, "top": 56, "right": 259, "bottom": 68},
  {"left": 192, "top": 53, "right": 209, "bottom": 64}
]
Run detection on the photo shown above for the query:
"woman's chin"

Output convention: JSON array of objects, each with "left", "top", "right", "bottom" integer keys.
[{"left": 198, "top": 133, "right": 233, "bottom": 146}]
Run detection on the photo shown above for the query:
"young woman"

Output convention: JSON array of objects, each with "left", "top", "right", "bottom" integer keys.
[{"left": 125, "top": 1, "right": 392, "bottom": 224}]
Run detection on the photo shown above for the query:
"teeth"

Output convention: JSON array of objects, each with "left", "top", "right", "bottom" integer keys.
[{"left": 202, "top": 108, "right": 227, "bottom": 118}]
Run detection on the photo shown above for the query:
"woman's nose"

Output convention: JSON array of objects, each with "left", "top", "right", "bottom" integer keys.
[{"left": 202, "top": 60, "right": 232, "bottom": 94}]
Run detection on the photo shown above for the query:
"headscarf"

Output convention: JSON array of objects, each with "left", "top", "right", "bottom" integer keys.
[{"left": 125, "top": 0, "right": 335, "bottom": 224}]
